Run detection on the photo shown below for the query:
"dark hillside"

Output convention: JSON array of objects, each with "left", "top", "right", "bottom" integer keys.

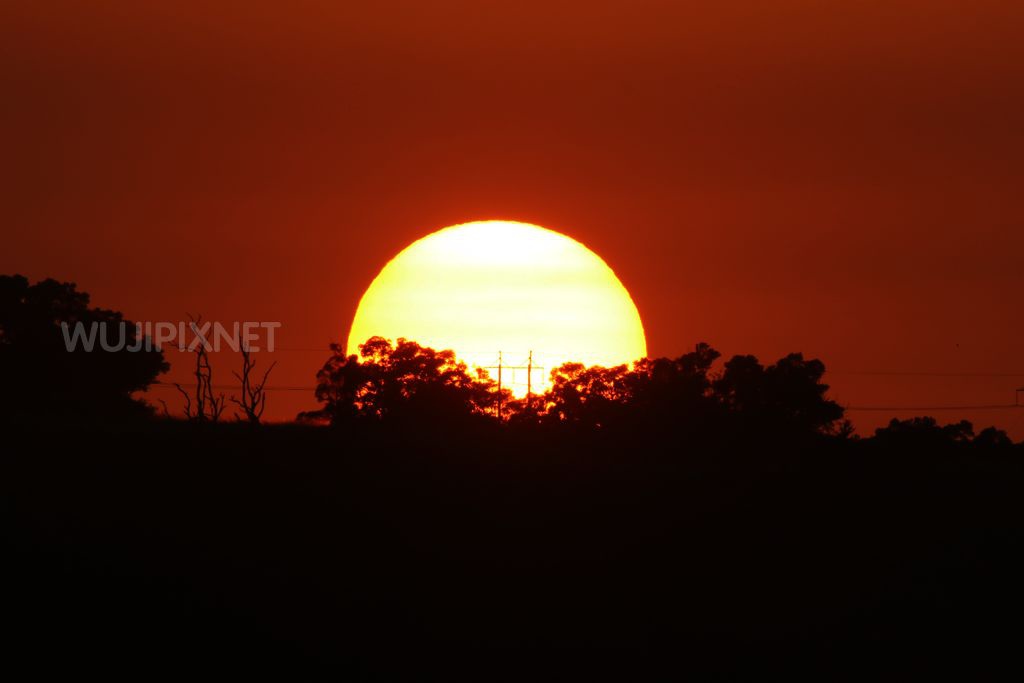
[{"left": 4, "top": 421, "right": 1023, "bottom": 679}]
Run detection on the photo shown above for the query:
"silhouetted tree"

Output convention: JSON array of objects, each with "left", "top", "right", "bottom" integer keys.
[
  {"left": 302, "top": 337, "right": 506, "bottom": 425},
  {"left": 632, "top": 342, "right": 720, "bottom": 400},
  {"left": 230, "top": 347, "right": 276, "bottom": 424},
  {"left": 538, "top": 344, "right": 844, "bottom": 437},
  {"left": 299, "top": 346, "right": 367, "bottom": 425},
  {"left": 974, "top": 425, "right": 1014, "bottom": 449},
  {"left": 543, "top": 362, "right": 632, "bottom": 428},
  {"left": 713, "top": 352, "right": 844, "bottom": 435},
  {"left": 873, "top": 417, "right": 976, "bottom": 447},
  {"left": 303, "top": 337, "right": 852, "bottom": 438},
  {"left": 174, "top": 314, "right": 226, "bottom": 422},
  {"left": 0, "top": 274, "right": 167, "bottom": 419},
  {"left": 624, "top": 342, "right": 723, "bottom": 429}
]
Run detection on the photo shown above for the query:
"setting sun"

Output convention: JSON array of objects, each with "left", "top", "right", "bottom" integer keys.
[{"left": 347, "top": 220, "right": 647, "bottom": 393}]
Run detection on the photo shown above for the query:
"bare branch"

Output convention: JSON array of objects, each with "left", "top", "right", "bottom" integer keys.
[{"left": 232, "top": 347, "right": 276, "bottom": 424}]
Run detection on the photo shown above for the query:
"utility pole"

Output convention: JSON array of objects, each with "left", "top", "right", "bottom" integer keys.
[
  {"left": 527, "top": 350, "right": 533, "bottom": 409},
  {"left": 483, "top": 351, "right": 544, "bottom": 419}
]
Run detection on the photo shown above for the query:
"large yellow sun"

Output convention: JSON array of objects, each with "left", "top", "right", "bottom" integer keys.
[{"left": 347, "top": 220, "right": 647, "bottom": 394}]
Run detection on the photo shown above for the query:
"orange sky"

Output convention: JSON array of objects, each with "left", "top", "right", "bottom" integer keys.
[{"left": 3, "top": 2, "right": 1023, "bottom": 435}]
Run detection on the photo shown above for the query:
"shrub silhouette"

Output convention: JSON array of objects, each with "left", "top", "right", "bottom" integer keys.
[{"left": 0, "top": 274, "right": 167, "bottom": 418}]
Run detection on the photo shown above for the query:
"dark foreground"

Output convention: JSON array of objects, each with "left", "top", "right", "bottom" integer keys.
[{"left": 4, "top": 420, "right": 1023, "bottom": 680}]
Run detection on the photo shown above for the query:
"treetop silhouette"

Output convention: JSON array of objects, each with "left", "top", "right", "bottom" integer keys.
[
  {"left": 301, "top": 336, "right": 508, "bottom": 425},
  {"left": 306, "top": 336, "right": 849, "bottom": 438},
  {"left": 0, "top": 274, "right": 167, "bottom": 418}
]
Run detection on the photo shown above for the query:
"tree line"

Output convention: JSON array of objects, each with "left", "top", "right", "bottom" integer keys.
[
  {"left": 1, "top": 273, "right": 1017, "bottom": 447},
  {"left": 299, "top": 336, "right": 1017, "bottom": 448},
  {"left": 299, "top": 336, "right": 848, "bottom": 436}
]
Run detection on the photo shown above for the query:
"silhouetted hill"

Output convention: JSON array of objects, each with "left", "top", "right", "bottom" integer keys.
[{"left": 3, "top": 420, "right": 1022, "bottom": 679}]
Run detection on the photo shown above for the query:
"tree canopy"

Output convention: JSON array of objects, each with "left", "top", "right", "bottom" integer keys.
[
  {"left": 301, "top": 336, "right": 508, "bottom": 425},
  {"left": 0, "top": 274, "right": 167, "bottom": 418},
  {"left": 306, "top": 336, "right": 848, "bottom": 438}
]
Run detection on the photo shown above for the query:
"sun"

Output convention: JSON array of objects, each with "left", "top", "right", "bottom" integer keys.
[{"left": 347, "top": 220, "right": 647, "bottom": 395}]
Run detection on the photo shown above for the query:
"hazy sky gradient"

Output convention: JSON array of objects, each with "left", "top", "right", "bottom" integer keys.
[{"left": 3, "top": 2, "right": 1022, "bottom": 433}]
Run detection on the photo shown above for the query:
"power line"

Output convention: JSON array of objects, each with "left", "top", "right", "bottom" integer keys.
[
  {"left": 149, "top": 381, "right": 1024, "bottom": 414},
  {"left": 159, "top": 345, "right": 1024, "bottom": 378},
  {"left": 846, "top": 404, "right": 1023, "bottom": 412},
  {"left": 152, "top": 348, "right": 1024, "bottom": 415},
  {"left": 151, "top": 381, "right": 313, "bottom": 392},
  {"left": 832, "top": 370, "right": 1024, "bottom": 378},
  {"left": 159, "top": 346, "right": 332, "bottom": 353}
]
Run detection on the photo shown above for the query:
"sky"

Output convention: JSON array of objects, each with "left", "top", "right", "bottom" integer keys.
[{"left": 3, "top": 1, "right": 1023, "bottom": 435}]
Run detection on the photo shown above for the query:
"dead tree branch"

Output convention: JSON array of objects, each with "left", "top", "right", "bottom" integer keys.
[
  {"left": 230, "top": 347, "right": 276, "bottom": 424},
  {"left": 177, "top": 313, "right": 225, "bottom": 422}
]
